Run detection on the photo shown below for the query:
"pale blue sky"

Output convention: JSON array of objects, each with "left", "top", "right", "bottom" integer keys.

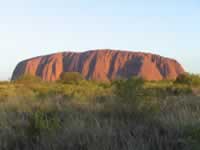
[{"left": 0, "top": 0, "right": 199, "bottom": 80}]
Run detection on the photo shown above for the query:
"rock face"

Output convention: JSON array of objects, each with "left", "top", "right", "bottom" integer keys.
[{"left": 12, "top": 49, "right": 185, "bottom": 81}]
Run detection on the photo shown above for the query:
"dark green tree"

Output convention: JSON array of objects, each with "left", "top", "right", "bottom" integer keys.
[
  {"left": 175, "top": 73, "right": 200, "bottom": 86},
  {"left": 113, "top": 76, "right": 144, "bottom": 101}
]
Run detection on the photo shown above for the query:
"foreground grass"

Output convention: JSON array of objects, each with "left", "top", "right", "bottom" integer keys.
[{"left": 0, "top": 80, "right": 199, "bottom": 150}]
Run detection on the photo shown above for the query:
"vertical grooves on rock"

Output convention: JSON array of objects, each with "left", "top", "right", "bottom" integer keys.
[
  {"left": 11, "top": 50, "right": 185, "bottom": 81},
  {"left": 36, "top": 56, "right": 50, "bottom": 79},
  {"left": 86, "top": 51, "right": 98, "bottom": 80},
  {"left": 108, "top": 51, "right": 119, "bottom": 79}
]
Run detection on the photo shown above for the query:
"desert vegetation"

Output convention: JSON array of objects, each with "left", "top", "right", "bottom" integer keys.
[{"left": 0, "top": 73, "right": 200, "bottom": 150}]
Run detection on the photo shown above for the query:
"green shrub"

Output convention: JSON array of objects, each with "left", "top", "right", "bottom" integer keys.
[
  {"left": 175, "top": 73, "right": 200, "bottom": 87},
  {"left": 147, "top": 86, "right": 192, "bottom": 98},
  {"left": 113, "top": 76, "right": 144, "bottom": 101},
  {"left": 13, "top": 74, "right": 42, "bottom": 84},
  {"left": 27, "top": 111, "right": 61, "bottom": 138},
  {"left": 59, "top": 72, "right": 84, "bottom": 84}
]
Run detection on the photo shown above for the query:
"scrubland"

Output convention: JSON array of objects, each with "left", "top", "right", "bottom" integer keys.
[{"left": 0, "top": 73, "right": 200, "bottom": 150}]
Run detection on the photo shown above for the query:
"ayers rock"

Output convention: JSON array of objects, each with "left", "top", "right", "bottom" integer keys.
[{"left": 12, "top": 49, "right": 185, "bottom": 81}]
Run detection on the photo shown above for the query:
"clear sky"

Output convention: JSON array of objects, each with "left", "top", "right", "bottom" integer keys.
[{"left": 0, "top": 0, "right": 199, "bottom": 80}]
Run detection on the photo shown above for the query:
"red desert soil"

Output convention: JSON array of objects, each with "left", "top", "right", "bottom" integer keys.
[{"left": 12, "top": 49, "right": 185, "bottom": 81}]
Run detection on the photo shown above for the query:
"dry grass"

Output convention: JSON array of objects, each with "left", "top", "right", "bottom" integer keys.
[{"left": 0, "top": 80, "right": 199, "bottom": 150}]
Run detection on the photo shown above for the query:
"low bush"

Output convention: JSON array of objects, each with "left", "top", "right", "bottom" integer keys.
[
  {"left": 175, "top": 73, "right": 200, "bottom": 87},
  {"left": 27, "top": 110, "right": 61, "bottom": 139},
  {"left": 13, "top": 74, "right": 42, "bottom": 84},
  {"left": 59, "top": 72, "right": 84, "bottom": 84},
  {"left": 112, "top": 76, "right": 144, "bottom": 101}
]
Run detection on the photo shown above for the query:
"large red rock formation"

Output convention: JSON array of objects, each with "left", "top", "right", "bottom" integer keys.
[{"left": 12, "top": 49, "right": 185, "bottom": 81}]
